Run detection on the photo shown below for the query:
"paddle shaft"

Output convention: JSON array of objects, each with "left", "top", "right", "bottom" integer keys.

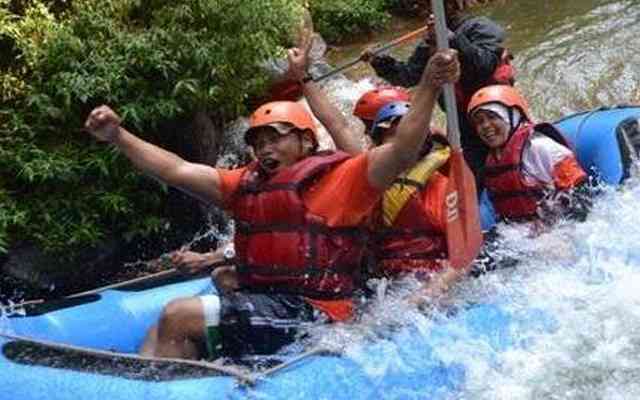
[
  {"left": 432, "top": 0, "right": 483, "bottom": 270},
  {"left": 432, "top": 0, "right": 461, "bottom": 149},
  {"left": 66, "top": 259, "right": 234, "bottom": 298},
  {"left": 310, "top": 25, "right": 429, "bottom": 83}
]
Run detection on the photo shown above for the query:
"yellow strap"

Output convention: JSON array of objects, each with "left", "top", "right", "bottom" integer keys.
[{"left": 382, "top": 143, "right": 451, "bottom": 226}]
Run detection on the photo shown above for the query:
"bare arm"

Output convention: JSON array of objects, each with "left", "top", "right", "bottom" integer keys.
[
  {"left": 170, "top": 247, "right": 230, "bottom": 275},
  {"left": 287, "top": 35, "right": 364, "bottom": 155},
  {"left": 301, "top": 80, "right": 364, "bottom": 154},
  {"left": 84, "top": 106, "right": 224, "bottom": 206},
  {"left": 366, "top": 49, "right": 460, "bottom": 189}
]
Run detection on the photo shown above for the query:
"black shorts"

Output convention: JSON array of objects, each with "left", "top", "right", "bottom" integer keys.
[{"left": 203, "top": 291, "right": 317, "bottom": 358}]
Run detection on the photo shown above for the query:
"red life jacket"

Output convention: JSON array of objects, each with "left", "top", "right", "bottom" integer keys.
[
  {"left": 373, "top": 142, "right": 450, "bottom": 276},
  {"left": 229, "top": 151, "right": 365, "bottom": 299},
  {"left": 484, "top": 122, "right": 569, "bottom": 221}
]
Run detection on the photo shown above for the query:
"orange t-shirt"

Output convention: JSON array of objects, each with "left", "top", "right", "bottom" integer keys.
[{"left": 217, "top": 153, "right": 381, "bottom": 321}]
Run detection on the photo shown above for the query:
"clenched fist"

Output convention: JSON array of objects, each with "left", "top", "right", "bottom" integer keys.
[{"left": 84, "top": 105, "right": 122, "bottom": 143}]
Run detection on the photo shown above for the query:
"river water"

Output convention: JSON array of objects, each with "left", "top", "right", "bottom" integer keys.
[{"left": 328, "top": 0, "right": 640, "bottom": 117}]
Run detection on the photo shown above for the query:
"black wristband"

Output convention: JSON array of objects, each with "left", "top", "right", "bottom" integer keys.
[{"left": 301, "top": 74, "right": 314, "bottom": 84}]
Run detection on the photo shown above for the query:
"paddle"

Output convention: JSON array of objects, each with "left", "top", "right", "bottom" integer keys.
[
  {"left": 265, "top": 25, "right": 429, "bottom": 102},
  {"left": 310, "top": 25, "right": 429, "bottom": 83},
  {"left": 63, "top": 259, "right": 235, "bottom": 299},
  {"left": 432, "top": 0, "right": 483, "bottom": 269}
]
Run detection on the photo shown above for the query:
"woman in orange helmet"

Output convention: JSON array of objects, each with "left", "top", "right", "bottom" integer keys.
[
  {"left": 363, "top": 0, "right": 515, "bottom": 190},
  {"left": 467, "top": 85, "right": 590, "bottom": 225}
]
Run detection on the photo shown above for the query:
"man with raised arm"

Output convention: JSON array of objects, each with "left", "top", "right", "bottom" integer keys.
[
  {"left": 289, "top": 38, "right": 466, "bottom": 306},
  {"left": 83, "top": 48, "right": 459, "bottom": 360}
]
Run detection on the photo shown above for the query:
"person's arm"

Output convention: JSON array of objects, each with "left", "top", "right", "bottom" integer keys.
[
  {"left": 523, "top": 135, "right": 591, "bottom": 223},
  {"left": 547, "top": 156, "right": 592, "bottom": 222},
  {"left": 366, "top": 49, "right": 460, "bottom": 190},
  {"left": 170, "top": 248, "right": 227, "bottom": 275},
  {"left": 84, "top": 105, "right": 224, "bottom": 206},
  {"left": 287, "top": 43, "right": 364, "bottom": 155},
  {"left": 368, "top": 40, "right": 434, "bottom": 88}
]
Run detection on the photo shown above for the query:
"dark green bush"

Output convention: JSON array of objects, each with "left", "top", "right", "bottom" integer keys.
[
  {"left": 309, "top": 0, "right": 391, "bottom": 43},
  {"left": 0, "top": 0, "right": 302, "bottom": 260}
]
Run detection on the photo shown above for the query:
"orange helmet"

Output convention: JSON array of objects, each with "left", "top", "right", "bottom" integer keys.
[
  {"left": 353, "top": 86, "right": 411, "bottom": 122},
  {"left": 467, "top": 85, "right": 532, "bottom": 122},
  {"left": 245, "top": 101, "right": 318, "bottom": 148}
]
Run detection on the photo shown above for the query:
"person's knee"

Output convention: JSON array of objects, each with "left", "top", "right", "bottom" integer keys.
[{"left": 158, "top": 297, "right": 204, "bottom": 339}]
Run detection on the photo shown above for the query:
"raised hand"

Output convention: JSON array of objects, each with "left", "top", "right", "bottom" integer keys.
[
  {"left": 287, "top": 19, "right": 314, "bottom": 82},
  {"left": 424, "top": 49, "right": 460, "bottom": 88},
  {"left": 84, "top": 105, "right": 122, "bottom": 143}
]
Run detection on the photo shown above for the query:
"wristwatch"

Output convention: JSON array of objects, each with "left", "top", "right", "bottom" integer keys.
[{"left": 222, "top": 244, "right": 235, "bottom": 261}]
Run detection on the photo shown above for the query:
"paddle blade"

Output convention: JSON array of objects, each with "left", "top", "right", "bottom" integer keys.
[{"left": 444, "top": 149, "right": 483, "bottom": 269}]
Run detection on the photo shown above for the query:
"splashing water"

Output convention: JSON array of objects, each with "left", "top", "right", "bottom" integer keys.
[
  {"left": 455, "top": 177, "right": 640, "bottom": 400},
  {"left": 297, "top": 168, "right": 640, "bottom": 399}
]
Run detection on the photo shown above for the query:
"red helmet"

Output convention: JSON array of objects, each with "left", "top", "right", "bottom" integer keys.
[
  {"left": 353, "top": 86, "right": 411, "bottom": 122},
  {"left": 245, "top": 101, "right": 318, "bottom": 148},
  {"left": 467, "top": 85, "right": 532, "bottom": 122}
]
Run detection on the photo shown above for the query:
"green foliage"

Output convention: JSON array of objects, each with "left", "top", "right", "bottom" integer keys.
[
  {"left": 309, "top": 0, "right": 390, "bottom": 43},
  {"left": 0, "top": 0, "right": 303, "bottom": 260}
]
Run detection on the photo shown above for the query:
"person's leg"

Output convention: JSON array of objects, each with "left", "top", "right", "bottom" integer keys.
[
  {"left": 139, "top": 324, "right": 159, "bottom": 356},
  {"left": 139, "top": 296, "right": 215, "bottom": 359}
]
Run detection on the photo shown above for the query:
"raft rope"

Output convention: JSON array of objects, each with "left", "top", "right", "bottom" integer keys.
[
  {"left": 66, "top": 268, "right": 181, "bottom": 298},
  {"left": 1, "top": 259, "right": 236, "bottom": 312},
  {"left": 0, "top": 331, "right": 257, "bottom": 385},
  {"left": 0, "top": 330, "right": 338, "bottom": 386},
  {"left": 255, "top": 346, "right": 336, "bottom": 381}
]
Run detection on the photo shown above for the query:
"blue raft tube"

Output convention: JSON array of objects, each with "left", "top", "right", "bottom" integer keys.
[{"left": 0, "top": 273, "right": 557, "bottom": 400}]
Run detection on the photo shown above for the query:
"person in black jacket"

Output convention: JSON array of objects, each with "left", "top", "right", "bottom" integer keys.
[{"left": 362, "top": 0, "right": 514, "bottom": 191}]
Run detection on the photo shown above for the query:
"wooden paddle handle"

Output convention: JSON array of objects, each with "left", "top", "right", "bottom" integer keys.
[{"left": 432, "top": 0, "right": 461, "bottom": 149}]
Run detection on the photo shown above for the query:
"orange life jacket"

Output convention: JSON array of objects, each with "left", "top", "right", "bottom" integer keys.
[
  {"left": 485, "top": 122, "right": 569, "bottom": 221},
  {"left": 229, "top": 151, "right": 365, "bottom": 299}
]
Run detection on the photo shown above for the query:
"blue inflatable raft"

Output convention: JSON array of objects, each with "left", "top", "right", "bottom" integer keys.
[
  {"left": 0, "top": 274, "right": 556, "bottom": 400},
  {"left": 1, "top": 106, "right": 638, "bottom": 400}
]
